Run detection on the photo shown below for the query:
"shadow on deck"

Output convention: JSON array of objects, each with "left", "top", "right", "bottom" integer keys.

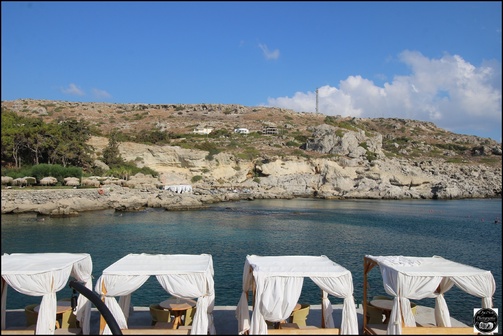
[{"left": 2, "top": 304, "right": 470, "bottom": 335}]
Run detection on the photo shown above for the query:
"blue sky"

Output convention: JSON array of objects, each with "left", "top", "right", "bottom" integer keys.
[{"left": 2, "top": 1, "right": 502, "bottom": 141}]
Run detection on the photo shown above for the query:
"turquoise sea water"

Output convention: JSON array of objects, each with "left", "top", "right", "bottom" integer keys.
[{"left": 1, "top": 198, "right": 501, "bottom": 327}]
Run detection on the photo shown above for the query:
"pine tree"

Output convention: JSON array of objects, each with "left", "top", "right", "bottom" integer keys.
[{"left": 102, "top": 130, "right": 124, "bottom": 167}]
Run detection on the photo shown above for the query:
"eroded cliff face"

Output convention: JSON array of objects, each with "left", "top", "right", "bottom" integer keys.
[{"left": 88, "top": 123, "right": 502, "bottom": 201}]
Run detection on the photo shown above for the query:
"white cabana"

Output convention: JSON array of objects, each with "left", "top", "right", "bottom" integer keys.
[
  {"left": 236, "top": 255, "right": 359, "bottom": 335},
  {"left": 363, "top": 255, "right": 496, "bottom": 335},
  {"left": 1, "top": 253, "right": 93, "bottom": 335},
  {"left": 163, "top": 185, "right": 193, "bottom": 193},
  {"left": 95, "top": 253, "right": 215, "bottom": 335}
]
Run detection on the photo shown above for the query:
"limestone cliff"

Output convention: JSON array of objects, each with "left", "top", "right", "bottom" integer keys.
[{"left": 87, "top": 122, "right": 501, "bottom": 201}]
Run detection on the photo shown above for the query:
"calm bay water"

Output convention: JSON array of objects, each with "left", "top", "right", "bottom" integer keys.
[{"left": 1, "top": 198, "right": 501, "bottom": 326}]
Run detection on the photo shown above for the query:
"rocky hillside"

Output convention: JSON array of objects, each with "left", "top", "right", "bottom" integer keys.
[
  {"left": 1, "top": 99, "right": 502, "bottom": 203},
  {"left": 2, "top": 98, "right": 501, "bottom": 163}
]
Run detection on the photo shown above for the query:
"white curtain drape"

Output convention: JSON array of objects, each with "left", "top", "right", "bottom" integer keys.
[
  {"left": 156, "top": 273, "right": 216, "bottom": 335},
  {"left": 1, "top": 253, "right": 93, "bottom": 335},
  {"left": 3, "top": 268, "right": 71, "bottom": 334},
  {"left": 95, "top": 254, "right": 215, "bottom": 336},
  {"left": 118, "top": 294, "right": 133, "bottom": 320},
  {"left": 95, "top": 274, "right": 149, "bottom": 334},
  {"left": 380, "top": 271, "right": 442, "bottom": 335},
  {"left": 369, "top": 255, "right": 497, "bottom": 335},
  {"left": 431, "top": 278, "right": 455, "bottom": 327},
  {"left": 236, "top": 255, "right": 358, "bottom": 335},
  {"left": 236, "top": 261, "right": 254, "bottom": 335},
  {"left": 450, "top": 273, "right": 496, "bottom": 308},
  {"left": 250, "top": 275, "right": 304, "bottom": 335},
  {"left": 383, "top": 273, "right": 496, "bottom": 335},
  {"left": 311, "top": 273, "right": 359, "bottom": 334},
  {"left": 70, "top": 256, "right": 93, "bottom": 334}
]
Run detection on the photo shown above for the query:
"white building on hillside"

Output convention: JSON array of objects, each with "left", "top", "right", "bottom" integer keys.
[
  {"left": 234, "top": 128, "right": 249, "bottom": 134},
  {"left": 262, "top": 126, "right": 278, "bottom": 135},
  {"left": 193, "top": 126, "right": 213, "bottom": 135}
]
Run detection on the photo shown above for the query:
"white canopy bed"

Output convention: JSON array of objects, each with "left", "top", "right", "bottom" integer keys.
[
  {"left": 95, "top": 253, "right": 215, "bottom": 335},
  {"left": 363, "top": 255, "right": 496, "bottom": 335},
  {"left": 1, "top": 252, "right": 93, "bottom": 334},
  {"left": 236, "top": 255, "right": 359, "bottom": 335}
]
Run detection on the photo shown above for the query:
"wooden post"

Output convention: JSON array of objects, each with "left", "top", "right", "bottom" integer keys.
[
  {"left": 1, "top": 277, "right": 6, "bottom": 328},
  {"left": 321, "top": 289, "right": 325, "bottom": 328},
  {"left": 99, "top": 282, "right": 107, "bottom": 334},
  {"left": 363, "top": 256, "right": 377, "bottom": 334}
]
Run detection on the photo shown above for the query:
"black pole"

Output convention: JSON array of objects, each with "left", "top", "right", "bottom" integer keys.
[{"left": 69, "top": 280, "right": 123, "bottom": 335}]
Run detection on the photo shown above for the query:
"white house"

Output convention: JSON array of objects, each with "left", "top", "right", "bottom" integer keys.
[
  {"left": 193, "top": 127, "right": 213, "bottom": 135},
  {"left": 234, "top": 128, "right": 249, "bottom": 134}
]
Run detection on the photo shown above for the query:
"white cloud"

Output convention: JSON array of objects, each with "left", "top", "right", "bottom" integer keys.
[
  {"left": 61, "top": 83, "right": 85, "bottom": 96},
  {"left": 267, "top": 51, "right": 502, "bottom": 139},
  {"left": 92, "top": 88, "right": 111, "bottom": 99},
  {"left": 258, "top": 43, "right": 280, "bottom": 60}
]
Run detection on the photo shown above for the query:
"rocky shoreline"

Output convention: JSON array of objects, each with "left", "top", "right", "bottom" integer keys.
[
  {"left": 1, "top": 186, "right": 284, "bottom": 216},
  {"left": 1, "top": 187, "right": 217, "bottom": 216},
  {"left": 1, "top": 183, "right": 501, "bottom": 217}
]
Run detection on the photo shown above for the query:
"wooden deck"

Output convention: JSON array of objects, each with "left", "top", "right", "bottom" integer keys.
[
  {"left": 364, "top": 324, "right": 476, "bottom": 335},
  {"left": 2, "top": 304, "right": 473, "bottom": 335}
]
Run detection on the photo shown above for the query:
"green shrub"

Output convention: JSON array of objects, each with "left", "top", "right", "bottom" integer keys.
[
  {"left": 285, "top": 141, "right": 300, "bottom": 147},
  {"left": 195, "top": 142, "right": 220, "bottom": 160},
  {"left": 335, "top": 130, "right": 346, "bottom": 138},
  {"left": 366, "top": 151, "right": 378, "bottom": 162},
  {"left": 2, "top": 164, "right": 83, "bottom": 185},
  {"left": 228, "top": 140, "right": 240, "bottom": 148},
  {"left": 434, "top": 143, "right": 468, "bottom": 152},
  {"left": 237, "top": 147, "right": 260, "bottom": 160},
  {"left": 209, "top": 129, "right": 231, "bottom": 138},
  {"left": 191, "top": 175, "right": 203, "bottom": 183},
  {"left": 30, "top": 164, "right": 82, "bottom": 184},
  {"left": 106, "top": 162, "right": 159, "bottom": 179},
  {"left": 337, "top": 121, "right": 359, "bottom": 131},
  {"left": 293, "top": 135, "right": 308, "bottom": 143},
  {"left": 292, "top": 149, "right": 308, "bottom": 157}
]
